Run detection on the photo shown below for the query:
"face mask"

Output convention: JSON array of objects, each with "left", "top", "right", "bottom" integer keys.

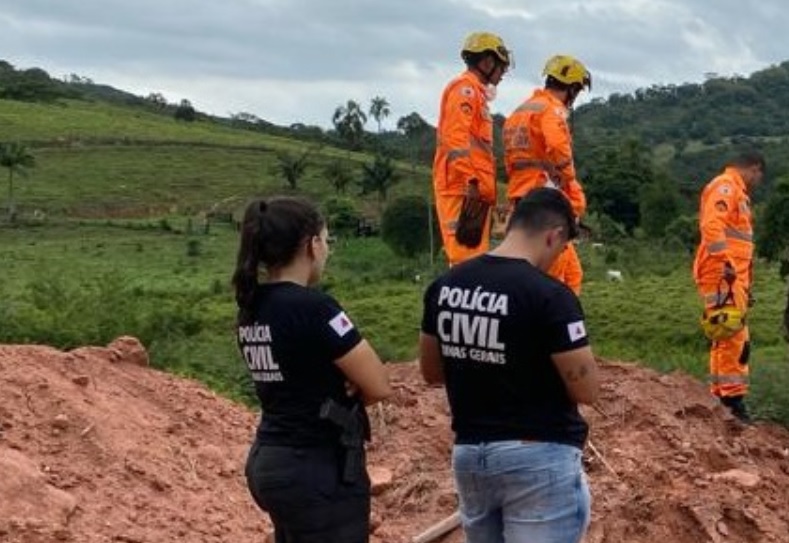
[{"left": 484, "top": 84, "right": 497, "bottom": 102}]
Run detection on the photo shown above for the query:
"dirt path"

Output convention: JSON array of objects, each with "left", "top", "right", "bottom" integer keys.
[{"left": 1, "top": 341, "right": 788, "bottom": 543}]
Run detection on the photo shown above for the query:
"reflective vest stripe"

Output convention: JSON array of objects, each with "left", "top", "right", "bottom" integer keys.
[
  {"left": 707, "top": 241, "right": 727, "bottom": 254},
  {"left": 447, "top": 148, "right": 470, "bottom": 163},
  {"left": 708, "top": 374, "right": 749, "bottom": 385},
  {"left": 514, "top": 102, "right": 545, "bottom": 113},
  {"left": 724, "top": 227, "right": 753, "bottom": 242}
]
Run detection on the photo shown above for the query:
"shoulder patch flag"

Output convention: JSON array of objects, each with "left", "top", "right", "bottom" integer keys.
[
  {"left": 567, "top": 320, "right": 587, "bottom": 343},
  {"left": 459, "top": 86, "right": 475, "bottom": 98},
  {"left": 329, "top": 311, "right": 355, "bottom": 338}
]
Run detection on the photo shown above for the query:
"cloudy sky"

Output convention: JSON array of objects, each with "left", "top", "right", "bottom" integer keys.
[{"left": 1, "top": 0, "right": 787, "bottom": 129}]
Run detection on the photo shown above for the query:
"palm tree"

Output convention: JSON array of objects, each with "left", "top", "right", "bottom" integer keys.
[
  {"left": 369, "top": 96, "right": 391, "bottom": 134},
  {"left": 270, "top": 144, "right": 321, "bottom": 190},
  {"left": 323, "top": 159, "right": 354, "bottom": 194},
  {"left": 332, "top": 100, "right": 367, "bottom": 150},
  {"left": 0, "top": 142, "right": 35, "bottom": 221},
  {"left": 359, "top": 153, "right": 400, "bottom": 208}
]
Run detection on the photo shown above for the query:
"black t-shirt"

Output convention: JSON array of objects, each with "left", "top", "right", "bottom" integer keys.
[
  {"left": 421, "top": 254, "right": 591, "bottom": 449},
  {"left": 237, "top": 282, "right": 363, "bottom": 446}
]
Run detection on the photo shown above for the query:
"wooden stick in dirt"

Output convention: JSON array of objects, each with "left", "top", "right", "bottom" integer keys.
[
  {"left": 411, "top": 511, "right": 461, "bottom": 543},
  {"left": 588, "top": 439, "right": 619, "bottom": 478}
]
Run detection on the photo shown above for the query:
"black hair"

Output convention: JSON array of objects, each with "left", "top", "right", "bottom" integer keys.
[
  {"left": 231, "top": 196, "right": 325, "bottom": 324},
  {"left": 730, "top": 149, "right": 766, "bottom": 173},
  {"left": 462, "top": 50, "right": 507, "bottom": 72},
  {"left": 507, "top": 187, "right": 579, "bottom": 240},
  {"left": 545, "top": 76, "right": 583, "bottom": 105}
]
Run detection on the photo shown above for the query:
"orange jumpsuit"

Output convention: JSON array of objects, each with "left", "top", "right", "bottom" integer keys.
[
  {"left": 503, "top": 88, "right": 585, "bottom": 293},
  {"left": 548, "top": 245, "right": 583, "bottom": 295},
  {"left": 433, "top": 70, "right": 495, "bottom": 265},
  {"left": 692, "top": 166, "right": 753, "bottom": 398}
]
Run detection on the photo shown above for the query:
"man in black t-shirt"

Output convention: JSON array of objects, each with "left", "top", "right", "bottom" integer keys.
[{"left": 419, "top": 187, "right": 600, "bottom": 543}]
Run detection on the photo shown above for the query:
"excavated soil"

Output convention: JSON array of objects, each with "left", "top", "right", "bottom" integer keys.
[{"left": 1, "top": 339, "right": 788, "bottom": 543}]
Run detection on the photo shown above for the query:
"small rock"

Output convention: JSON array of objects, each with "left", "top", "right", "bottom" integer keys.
[
  {"left": 72, "top": 375, "right": 90, "bottom": 387},
  {"left": 52, "top": 414, "right": 70, "bottom": 430},
  {"left": 711, "top": 469, "right": 761, "bottom": 488},
  {"left": 368, "top": 465, "right": 393, "bottom": 495},
  {"left": 717, "top": 520, "right": 729, "bottom": 536},
  {"left": 150, "top": 477, "right": 171, "bottom": 492},
  {"left": 107, "top": 336, "right": 149, "bottom": 367}
]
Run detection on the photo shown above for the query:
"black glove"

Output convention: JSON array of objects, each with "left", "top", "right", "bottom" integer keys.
[{"left": 455, "top": 179, "right": 490, "bottom": 249}]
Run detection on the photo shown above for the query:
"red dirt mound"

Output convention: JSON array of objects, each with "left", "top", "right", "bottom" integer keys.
[{"left": 1, "top": 340, "right": 788, "bottom": 543}]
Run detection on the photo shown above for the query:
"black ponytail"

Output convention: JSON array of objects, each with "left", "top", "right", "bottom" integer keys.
[{"left": 231, "top": 196, "right": 324, "bottom": 324}]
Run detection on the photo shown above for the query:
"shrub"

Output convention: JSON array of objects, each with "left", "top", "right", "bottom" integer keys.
[
  {"left": 665, "top": 214, "right": 700, "bottom": 253},
  {"left": 381, "top": 195, "right": 436, "bottom": 258},
  {"left": 323, "top": 196, "right": 361, "bottom": 236}
]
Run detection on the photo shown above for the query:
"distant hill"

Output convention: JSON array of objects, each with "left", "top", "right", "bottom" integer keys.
[
  {"left": 575, "top": 61, "right": 789, "bottom": 147},
  {"left": 572, "top": 61, "right": 789, "bottom": 188},
  {"left": 2, "top": 56, "right": 789, "bottom": 234}
]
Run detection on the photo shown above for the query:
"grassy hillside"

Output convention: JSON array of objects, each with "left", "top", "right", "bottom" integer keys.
[{"left": 0, "top": 98, "right": 431, "bottom": 218}]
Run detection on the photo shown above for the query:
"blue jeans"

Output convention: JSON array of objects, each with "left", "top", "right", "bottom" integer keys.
[{"left": 452, "top": 441, "right": 590, "bottom": 543}]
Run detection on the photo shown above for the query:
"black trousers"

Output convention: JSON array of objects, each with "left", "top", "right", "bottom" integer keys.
[{"left": 245, "top": 440, "right": 370, "bottom": 543}]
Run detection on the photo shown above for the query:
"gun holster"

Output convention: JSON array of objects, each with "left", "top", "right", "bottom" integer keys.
[{"left": 319, "top": 398, "right": 368, "bottom": 484}]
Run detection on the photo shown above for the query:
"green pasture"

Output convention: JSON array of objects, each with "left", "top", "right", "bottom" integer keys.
[
  {"left": 1, "top": 96, "right": 787, "bottom": 425},
  {"left": 1, "top": 223, "right": 787, "bottom": 422},
  {"left": 1, "top": 98, "right": 431, "bottom": 218},
  {"left": 0, "top": 99, "right": 301, "bottom": 149}
]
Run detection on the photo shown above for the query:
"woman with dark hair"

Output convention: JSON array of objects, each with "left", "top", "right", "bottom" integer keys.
[{"left": 232, "top": 196, "right": 391, "bottom": 543}]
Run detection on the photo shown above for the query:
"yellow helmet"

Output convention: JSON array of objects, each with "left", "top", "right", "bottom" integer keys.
[
  {"left": 461, "top": 32, "right": 511, "bottom": 66},
  {"left": 700, "top": 305, "right": 745, "bottom": 341},
  {"left": 543, "top": 55, "right": 591, "bottom": 90}
]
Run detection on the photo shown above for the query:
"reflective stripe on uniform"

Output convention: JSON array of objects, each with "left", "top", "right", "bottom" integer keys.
[
  {"left": 447, "top": 148, "right": 470, "bottom": 163},
  {"left": 510, "top": 158, "right": 551, "bottom": 171},
  {"left": 514, "top": 102, "right": 545, "bottom": 113},
  {"left": 708, "top": 374, "right": 749, "bottom": 385},
  {"left": 724, "top": 227, "right": 753, "bottom": 242},
  {"left": 470, "top": 136, "right": 492, "bottom": 154},
  {"left": 704, "top": 292, "right": 728, "bottom": 305},
  {"left": 510, "top": 157, "right": 570, "bottom": 172},
  {"left": 707, "top": 240, "right": 727, "bottom": 254}
]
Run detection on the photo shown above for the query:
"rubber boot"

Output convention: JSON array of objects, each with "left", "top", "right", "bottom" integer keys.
[{"left": 720, "top": 395, "right": 752, "bottom": 424}]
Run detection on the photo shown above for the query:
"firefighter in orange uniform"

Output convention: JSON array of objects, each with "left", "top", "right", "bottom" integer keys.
[
  {"left": 433, "top": 32, "right": 512, "bottom": 265},
  {"left": 693, "top": 151, "right": 765, "bottom": 422},
  {"left": 503, "top": 55, "right": 591, "bottom": 294}
]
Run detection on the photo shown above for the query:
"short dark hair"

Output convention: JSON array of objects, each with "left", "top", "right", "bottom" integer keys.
[
  {"left": 731, "top": 150, "right": 766, "bottom": 172},
  {"left": 507, "top": 188, "right": 578, "bottom": 240},
  {"left": 462, "top": 50, "right": 500, "bottom": 69}
]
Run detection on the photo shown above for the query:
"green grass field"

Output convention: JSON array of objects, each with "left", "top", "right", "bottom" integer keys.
[
  {"left": 0, "top": 98, "right": 431, "bottom": 218},
  {"left": 2, "top": 96, "right": 787, "bottom": 424},
  {"left": 2, "top": 222, "right": 787, "bottom": 422}
]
